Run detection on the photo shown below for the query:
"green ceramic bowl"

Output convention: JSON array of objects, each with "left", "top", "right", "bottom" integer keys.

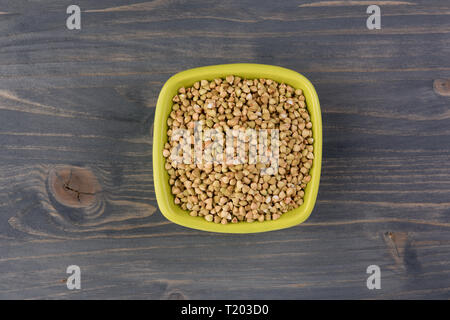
[{"left": 153, "top": 64, "right": 322, "bottom": 233}]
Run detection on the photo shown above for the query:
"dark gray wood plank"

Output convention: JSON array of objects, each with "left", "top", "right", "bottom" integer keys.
[{"left": 0, "top": 0, "right": 449, "bottom": 299}]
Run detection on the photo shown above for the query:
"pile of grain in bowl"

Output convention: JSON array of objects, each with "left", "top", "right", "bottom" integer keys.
[{"left": 162, "top": 75, "right": 314, "bottom": 224}]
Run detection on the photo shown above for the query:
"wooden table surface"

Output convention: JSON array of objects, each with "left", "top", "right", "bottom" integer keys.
[{"left": 0, "top": 0, "right": 449, "bottom": 299}]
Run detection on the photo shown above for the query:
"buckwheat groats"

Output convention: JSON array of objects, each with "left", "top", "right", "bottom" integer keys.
[{"left": 163, "top": 76, "right": 314, "bottom": 224}]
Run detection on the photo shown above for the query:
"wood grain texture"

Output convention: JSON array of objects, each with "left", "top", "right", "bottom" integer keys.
[
  {"left": 299, "top": 1, "right": 416, "bottom": 7},
  {"left": 0, "top": 0, "right": 449, "bottom": 299}
]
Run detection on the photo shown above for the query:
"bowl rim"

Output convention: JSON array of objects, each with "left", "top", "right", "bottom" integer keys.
[{"left": 153, "top": 63, "right": 322, "bottom": 233}]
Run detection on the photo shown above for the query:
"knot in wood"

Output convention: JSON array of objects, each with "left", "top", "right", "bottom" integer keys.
[
  {"left": 48, "top": 166, "right": 101, "bottom": 208},
  {"left": 433, "top": 79, "right": 450, "bottom": 96}
]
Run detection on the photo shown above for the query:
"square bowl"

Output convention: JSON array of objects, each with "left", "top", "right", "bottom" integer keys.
[{"left": 153, "top": 63, "right": 322, "bottom": 233}]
